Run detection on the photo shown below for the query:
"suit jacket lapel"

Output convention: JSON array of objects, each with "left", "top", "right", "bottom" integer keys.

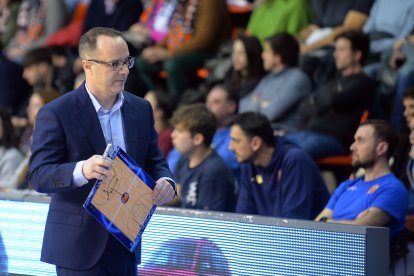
[
  {"left": 74, "top": 85, "right": 106, "bottom": 155},
  {"left": 122, "top": 98, "right": 139, "bottom": 161}
]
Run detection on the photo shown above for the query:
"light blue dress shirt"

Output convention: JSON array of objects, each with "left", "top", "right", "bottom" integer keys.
[{"left": 72, "top": 85, "right": 126, "bottom": 187}]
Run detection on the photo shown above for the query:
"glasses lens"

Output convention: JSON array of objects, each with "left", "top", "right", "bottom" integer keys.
[
  {"left": 108, "top": 57, "right": 135, "bottom": 70},
  {"left": 111, "top": 61, "right": 120, "bottom": 70},
  {"left": 126, "top": 56, "right": 134, "bottom": 69}
]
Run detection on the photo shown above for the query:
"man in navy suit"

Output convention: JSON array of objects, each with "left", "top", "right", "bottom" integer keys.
[{"left": 29, "top": 27, "right": 176, "bottom": 275}]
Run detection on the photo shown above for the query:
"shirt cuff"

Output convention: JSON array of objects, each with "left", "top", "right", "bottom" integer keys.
[
  {"left": 73, "top": 161, "right": 88, "bottom": 187},
  {"left": 159, "top": 177, "right": 177, "bottom": 196}
]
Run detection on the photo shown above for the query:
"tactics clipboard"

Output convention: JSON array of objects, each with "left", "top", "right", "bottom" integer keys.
[{"left": 83, "top": 147, "right": 156, "bottom": 252}]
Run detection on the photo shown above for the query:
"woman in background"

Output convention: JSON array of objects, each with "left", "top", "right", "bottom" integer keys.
[
  {"left": 0, "top": 0, "right": 21, "bottom": 50},
  {"left": 0, "top": 108, "right": 23, "bottom": 190},
  {"left": 224, "top": 35, "right": 265, "bottom": 99},
  {"left": 144, "top": 89, "right": 175, "bottom": 157},
  {"left": 13, "top": 89, "right": 60, "bottom": 189}
]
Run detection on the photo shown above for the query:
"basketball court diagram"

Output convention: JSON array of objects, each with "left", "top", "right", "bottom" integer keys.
[{"left": 91, "top": 155, "right": 154, "bottom": 241}]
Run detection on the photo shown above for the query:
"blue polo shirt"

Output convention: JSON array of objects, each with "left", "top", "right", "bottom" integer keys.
[{"left": 327, "top": 174, "right": 408, "bottom": 239}]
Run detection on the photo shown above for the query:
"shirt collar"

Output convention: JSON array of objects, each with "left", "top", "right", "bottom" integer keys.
[{"left": 85, "top": 83, "right": 124, "bottom": 113}]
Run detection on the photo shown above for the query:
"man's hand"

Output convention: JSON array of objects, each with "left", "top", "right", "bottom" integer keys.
[
  {"left": 82, "top": 155, "right": 114, "bottom": 181},
  {"left": 153, "top": 178, "right": 175, "bottom": 206}
]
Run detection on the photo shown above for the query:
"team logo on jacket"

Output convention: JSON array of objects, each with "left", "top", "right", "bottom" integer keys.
[
  {"left": 367, "top": 184, "right": 379, "bottom": 194},
  {"left": 255, "top": 174, "right": 263, "bottom": 184}
]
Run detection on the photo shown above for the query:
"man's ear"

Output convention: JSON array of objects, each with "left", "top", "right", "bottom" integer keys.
[
  {"left": 251, "top": 136, "right": 263, "bottom": 152},
  {"left": 193, "top": 133, "right": 205, "bottom": 146},
  {"left": 376, "top": 141, "right": 389, "bottom": 157},
  {"left": 229, "top": 101, "right": 237, "bottom": 114},
  {"left": 354, "top": 50, "right": 362, "bottom": 64},
  {"left": 82, "top": 60, "right": 91, "bottom": 70}
]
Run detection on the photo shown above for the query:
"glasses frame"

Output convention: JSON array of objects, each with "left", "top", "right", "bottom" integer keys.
[{"left": 87, "top": 56, "right": 135, "bottom": 71}]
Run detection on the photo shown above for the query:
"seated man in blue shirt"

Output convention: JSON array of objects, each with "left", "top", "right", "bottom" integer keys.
[
  {"left": 315, "top": 120, "right": 408, "bottom": 240},
  {"left": 168, "top": 103, "right": 237, "bottom": 212},
  {"left": 229, "top": 112, "right": 329, "bottom": 219}
]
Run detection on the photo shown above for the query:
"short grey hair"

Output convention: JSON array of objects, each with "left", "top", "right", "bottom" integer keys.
[{"left": 78, "top": 27, "right": 125, "bottom": 59}]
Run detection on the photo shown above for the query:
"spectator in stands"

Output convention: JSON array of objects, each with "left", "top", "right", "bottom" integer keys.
[
  {"left": 386, "top": 88, "right": 414, "bottom": 214},
  {"left": 239, "top": 32, "right": 311, "bottom": 134},
  {"left": 389, "top": 34, "right": 414, "bottom": 130},
  {"left": 315, "top": 120, "right": 408, "bottom": 241},
  {"left": 363, "top": 0, "right": 414, "bottom": 59},
  {"left": 0, "top": 0, "right": 66, "bottom": 116},
  {"left": 361, "top": 2, "right": 414, "bottom": 124},
  {"left": 47, "top": 45, "right": 76, "bottom": 94},
  {"left": 166, "top": 84, "right": 240, "bottom": 180},
  {"left": 0, "top": 0, "right": 21, "bottom": 50},
  {"left": 45, "top": 0, "right": 91, "bottom": 49},
  {"left": 19, "top": 89, "right": 58, "bottom": 155},
  {"left": 4, "top": 0, "right": 69, "bottom": 63},
  {"left": 10, "top": 46, "right": 57, "bottom": 131},
  {"left": 403, "top": 87, "right": 414, "bottom": 125},
  {"left": 12, "top": 89, "right": 60, "bottom": 190},
  {"left": 0, "top": 52, "right": 30, "bottom": 116},
  {"left": 169, "top": 103, "right": 237, "bottom": 211},
  {"left": 81, "top": 0, "right": 142, "bottom": 34},
  {"left": 205, "top": 84, "right": 240, "bottom": 180},
  {"left": 135, "top": 0, "right": 230, "bottom": 102},
  {"left": 298, "top": 0, "right": 374, "bottom": 86},
  {"left": 406, "top": 118, "right": 414, "bottom": 215},
  {"left": 286, "top": 31, "right": 376, "bottom": 159},
  {"left": 224, "top": 35, "right": 264, "bottom": 100},
  {"left": 389, "top": 87, "right": 414, "bottom": 186},
  {"left": 123, "top": 0, "right": 178, "bottom": 55},
  {"left": 0, "top": 108, "right": 23, "bottom": 191},
  {"left": 22, "top": 47, "right": 56, "bottom": 93},
  {"left": 246, "top": 0, "right": 313, "bottom": 44},
  {"left": 229, "top": 112, "right": 329, "bottom": 219},
  {"left": 144, "top": 90, "right": 174, "bottom": 157}
]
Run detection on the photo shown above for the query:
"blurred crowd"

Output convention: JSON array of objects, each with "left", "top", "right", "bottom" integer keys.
[{"left": 1, "top": 0, "right": 414, "bottom": 272}]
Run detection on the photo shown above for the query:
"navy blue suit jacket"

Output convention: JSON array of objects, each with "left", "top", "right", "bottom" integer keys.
[{"left": 29, "top": 84, "right": 172, "bottom": 270}]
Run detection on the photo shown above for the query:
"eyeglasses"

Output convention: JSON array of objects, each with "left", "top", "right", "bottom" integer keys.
[{"left": 87, "top": 56, "right": 135, "bottom": 71}]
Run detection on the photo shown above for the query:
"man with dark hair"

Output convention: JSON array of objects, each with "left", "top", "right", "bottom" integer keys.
[
  {"left": 402, "top": 87, "right": 414, "bottom": 125},
  {"left": 389, "top": 87, "right": 414, "bottom": 184},
  {"left": 22, "top": 47, "right": 55, "bottom": 93},
  {"left": 169, "top": 103, "right": 237, "bottom": 212},
  {"left": 167, "top": 84, "right": 240, "bottom": 180},
  {"left": 239, "top": 32, "right": 312, "bottom": 134},
  {"left": 229, "top": 112, "right": 329, "bottom": 219},
  {"left": 286, "top": 30, "right": 376, "bottom": 159},
  {"left": 315, "top": 120, "right": 408, "bottom": 240}
]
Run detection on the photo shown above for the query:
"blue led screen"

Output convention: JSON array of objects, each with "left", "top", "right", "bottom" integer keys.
[{"left": 0, "top": 199, "right": 387, "bottom": 275}]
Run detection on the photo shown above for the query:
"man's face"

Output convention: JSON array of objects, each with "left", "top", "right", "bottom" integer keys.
[
  {"left": 350, "top": 125, "right": 378, "bottom": 168},
  {"left": 171, "top": 123, "right": 196, "bottom": 156},
  {"left": 206, "top": 87, "right": 234, "bottom": 124},
  {"left": 23, "top": 63, "right": 48, "bottom": 86},
  {"left": 84, "top": 35, "right": 130, "bottom": 97},
  {"left": 409, "top": 119, "right": 414, "bottom": 145},
  {"left": 232, "top": 39, "right": 248, "bottom": 73},
  {"left": 333, "top": 38, "right": 358, "bottom": 72},
  {"left": 27, "top": 93, "right": 44, "bottom": 126},
  {"left": 229, "top": 125, "right": 254, "bottom": 163},
  {"left": 144, "top": 91, "right": 162, "bottom": 121},
  {"left": 403, "top": 98, "right": 414, "bottom": 125},
  {"left": 261, "top": 42, "right": 279, "bottom": 71}
]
